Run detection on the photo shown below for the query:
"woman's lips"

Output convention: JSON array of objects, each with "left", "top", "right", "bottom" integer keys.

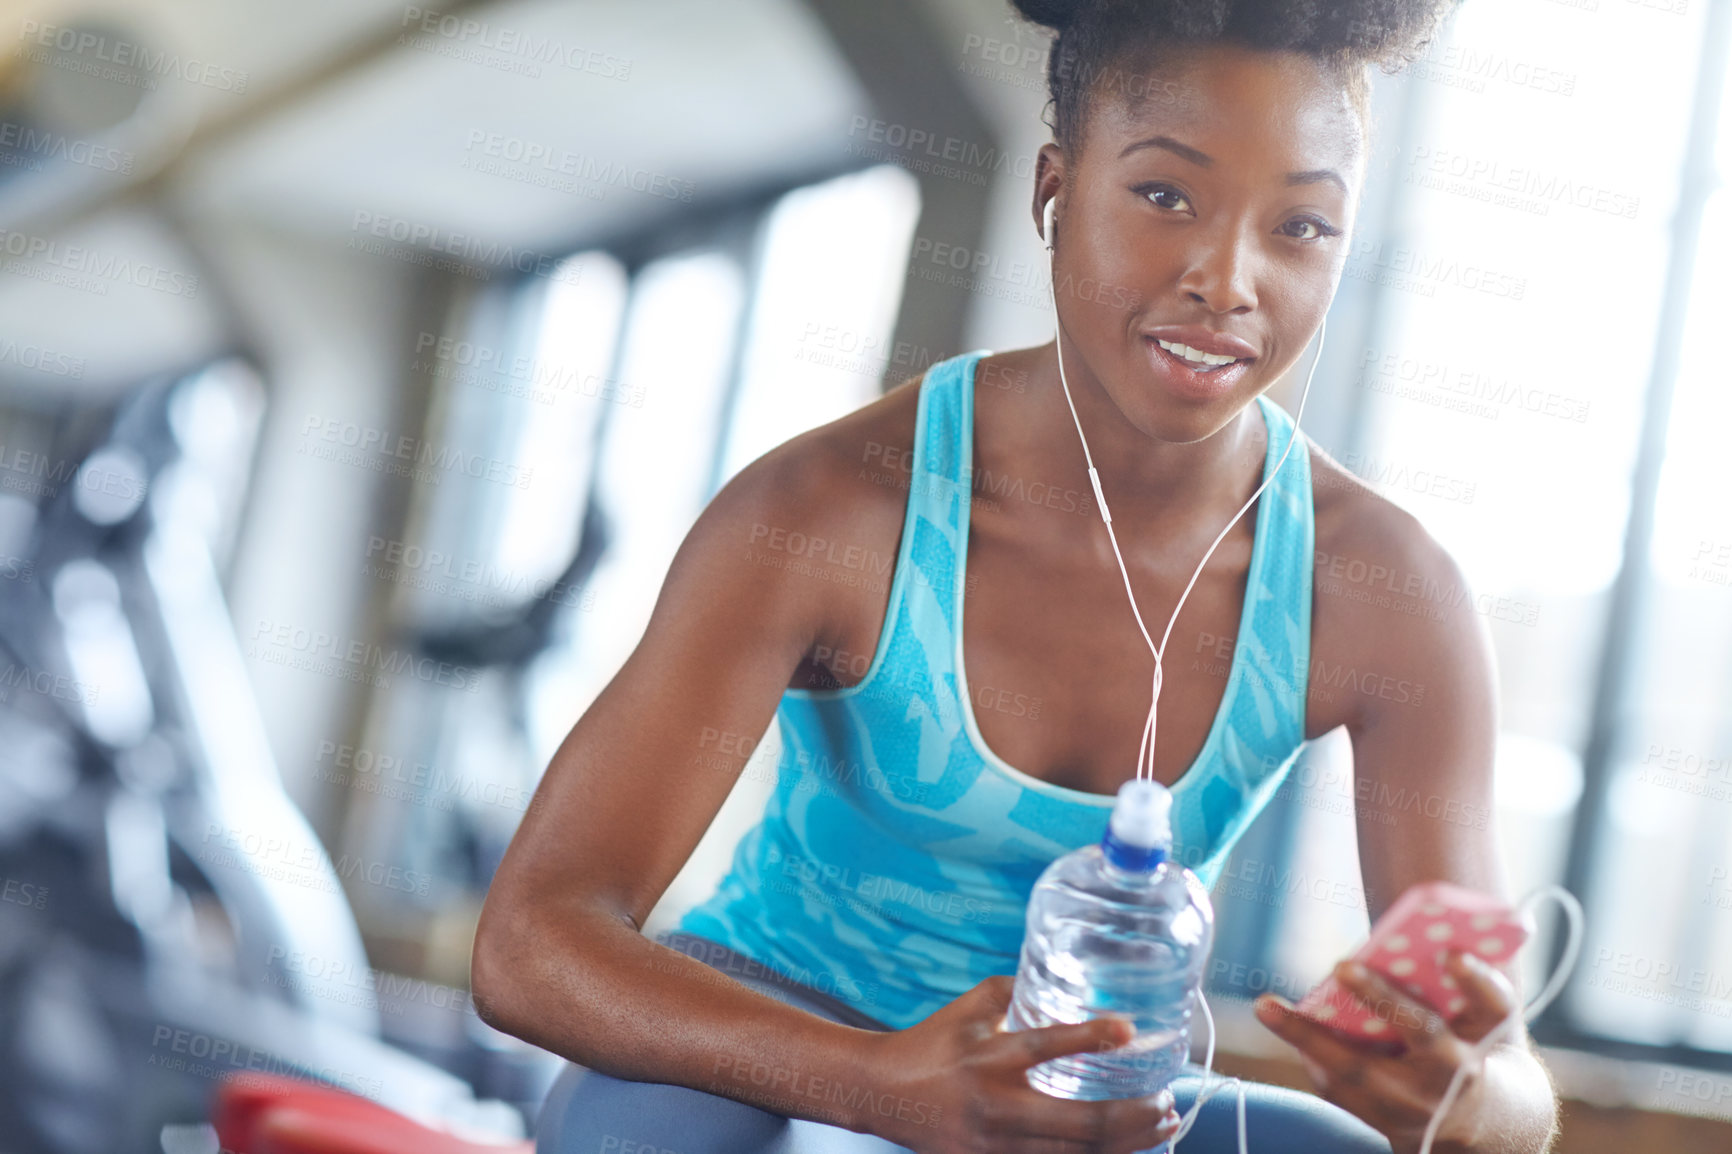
[{"left": 1142, "top": 337, "right": 1254, "bottom": 401}]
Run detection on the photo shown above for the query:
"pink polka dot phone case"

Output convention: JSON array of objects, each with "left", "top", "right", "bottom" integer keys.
[{"left": 1293, "top": 880, "right": 1530, "bottom": 1051}]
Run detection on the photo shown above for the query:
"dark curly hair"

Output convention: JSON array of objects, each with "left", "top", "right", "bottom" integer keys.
[{"left": 1009, "top": 0, "right": 1464, "bottom": 152}]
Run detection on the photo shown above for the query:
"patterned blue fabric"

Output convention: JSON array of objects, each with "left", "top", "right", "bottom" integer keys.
[{"left": 680, "top": 348, "right": 1314, "bottom": 1030}]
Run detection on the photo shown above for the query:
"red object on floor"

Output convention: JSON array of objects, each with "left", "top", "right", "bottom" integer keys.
[{"left": 212, "top": 1073, "right": 535, "bottom": 1154}]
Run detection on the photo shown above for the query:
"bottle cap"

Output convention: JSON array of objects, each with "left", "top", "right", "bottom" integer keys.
[{"left": 1110, "top": 779, "right": 1172, "bottom": 850}]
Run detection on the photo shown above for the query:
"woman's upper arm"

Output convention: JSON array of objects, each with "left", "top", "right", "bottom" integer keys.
[
  {"left": 1335, "top": 509, "right": 1508, "bottom": 932},
  {"left": 486, "top": 439, "right": 843, "bottom": 930}
]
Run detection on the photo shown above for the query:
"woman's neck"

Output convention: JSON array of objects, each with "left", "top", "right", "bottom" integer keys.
[{"left": 974, "top": 343, "right": 1269, "bottom": 540}]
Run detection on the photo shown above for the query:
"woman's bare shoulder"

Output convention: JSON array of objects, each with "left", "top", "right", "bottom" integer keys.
[
  {"left": 709, "top": 372, "right": 926, "bottom": 535},
  {"left": 1306, "top": 443, "right": 1474, "bottom": 615},
  {"left": 1304, "top": 442, "right": 1493, "bottom": 728}
]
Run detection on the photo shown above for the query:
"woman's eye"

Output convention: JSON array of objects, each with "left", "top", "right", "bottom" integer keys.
[
  {"left": 1142, "top": 185, "right": 1191, "bottom": 213},
  {"left": 1282, "top": 216, "right": 1340, "bottom": 242}
]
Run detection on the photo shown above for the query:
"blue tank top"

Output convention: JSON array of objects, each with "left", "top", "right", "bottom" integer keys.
[{"left": 679, "top": 348, "right": 1314, "bottom": 1030}]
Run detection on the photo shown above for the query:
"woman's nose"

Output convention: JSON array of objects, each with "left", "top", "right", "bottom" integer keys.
[{"left": 1175, "top": 220, "right": 1259, "bottom": 314}]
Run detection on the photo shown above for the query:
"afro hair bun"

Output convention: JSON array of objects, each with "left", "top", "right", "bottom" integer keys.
[
  {"left": 1010, "top": 0, "right": 1462, "bottom": 60},
  {"left": 1008, "top": 0, "right": 1086, "bottom": 32},
  {"left": 1008, "top": 0, "right": 1463, "bottom": 148}
]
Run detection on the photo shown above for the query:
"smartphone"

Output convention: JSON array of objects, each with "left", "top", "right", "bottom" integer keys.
[{"left": 1292, "top": 880, "right": 1530, "bottom": 1051}]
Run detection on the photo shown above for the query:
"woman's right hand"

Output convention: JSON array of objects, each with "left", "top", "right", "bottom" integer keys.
[{"left": 857, "top": 976, "right": 1184, "bottom": 1152}]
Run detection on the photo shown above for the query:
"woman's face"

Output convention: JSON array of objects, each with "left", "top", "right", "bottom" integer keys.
[{"left": 1036, "top": 42, "right": 1364, "bottom": 443}]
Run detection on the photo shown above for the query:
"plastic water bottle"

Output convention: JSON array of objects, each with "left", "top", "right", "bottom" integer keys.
[{"left": 1006, "top": 779, "right": 1214, "bottom": 1100}]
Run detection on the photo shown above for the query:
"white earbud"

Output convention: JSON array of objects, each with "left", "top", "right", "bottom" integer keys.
[{"left": 1042, "top": 197, "right": 1056, "bottom": 248}]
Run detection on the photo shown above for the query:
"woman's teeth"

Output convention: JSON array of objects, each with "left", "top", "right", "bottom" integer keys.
[{"left": 1155, "top": 338, "right": 1241, "bottom": 370}]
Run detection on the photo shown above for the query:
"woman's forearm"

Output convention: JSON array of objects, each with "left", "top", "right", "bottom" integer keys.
[
  {"left": 471, "top": 902, "right": 890, "bottom": 1132},
  {"left": 1441, "top": 1042, "right": 1559, "bottom": 1154}
]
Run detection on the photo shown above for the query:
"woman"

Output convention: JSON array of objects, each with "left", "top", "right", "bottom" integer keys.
[{"left": 474, "top": 1, "right": 1562, "bottom": 1150}]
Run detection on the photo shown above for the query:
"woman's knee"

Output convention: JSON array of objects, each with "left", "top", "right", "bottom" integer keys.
[
  {"left": 1166, "top": 1075, "right": 1393, "bottom": 1154},
  {"left": 535, "top": 1062, "right": 793, "bottom": 1154}
]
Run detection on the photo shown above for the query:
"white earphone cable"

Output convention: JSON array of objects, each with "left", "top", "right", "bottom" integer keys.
[
  {"left": 1412, "top": 884, "right": 1585, "bottom": 1154},
  {"left": 1039, "top": 201, "right": 1587, "bottom": 1154},
  {"left": 1042, "top": 199, "right": 1325, "bottom": 783},
  {"left": 1163, "top": 885, "right": 1583, "bottom": 1154},
  {"left": 1166, "top": 988, "right": 1245, "bottom": 1151}
]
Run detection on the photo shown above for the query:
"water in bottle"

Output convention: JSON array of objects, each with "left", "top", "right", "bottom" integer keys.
[{"left": 1005, "top": 779, "right": 1214, "bottom": 1100}]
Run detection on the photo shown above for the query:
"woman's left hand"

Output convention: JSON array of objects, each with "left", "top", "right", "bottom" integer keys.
[{"left": 1253, "top": 950, "right": 1522, "bottom": 1154}]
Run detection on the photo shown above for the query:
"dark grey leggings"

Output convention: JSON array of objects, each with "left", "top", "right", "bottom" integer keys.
[{"left": 535, "top": 934, "right": 1393, "bottom": 1154}]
